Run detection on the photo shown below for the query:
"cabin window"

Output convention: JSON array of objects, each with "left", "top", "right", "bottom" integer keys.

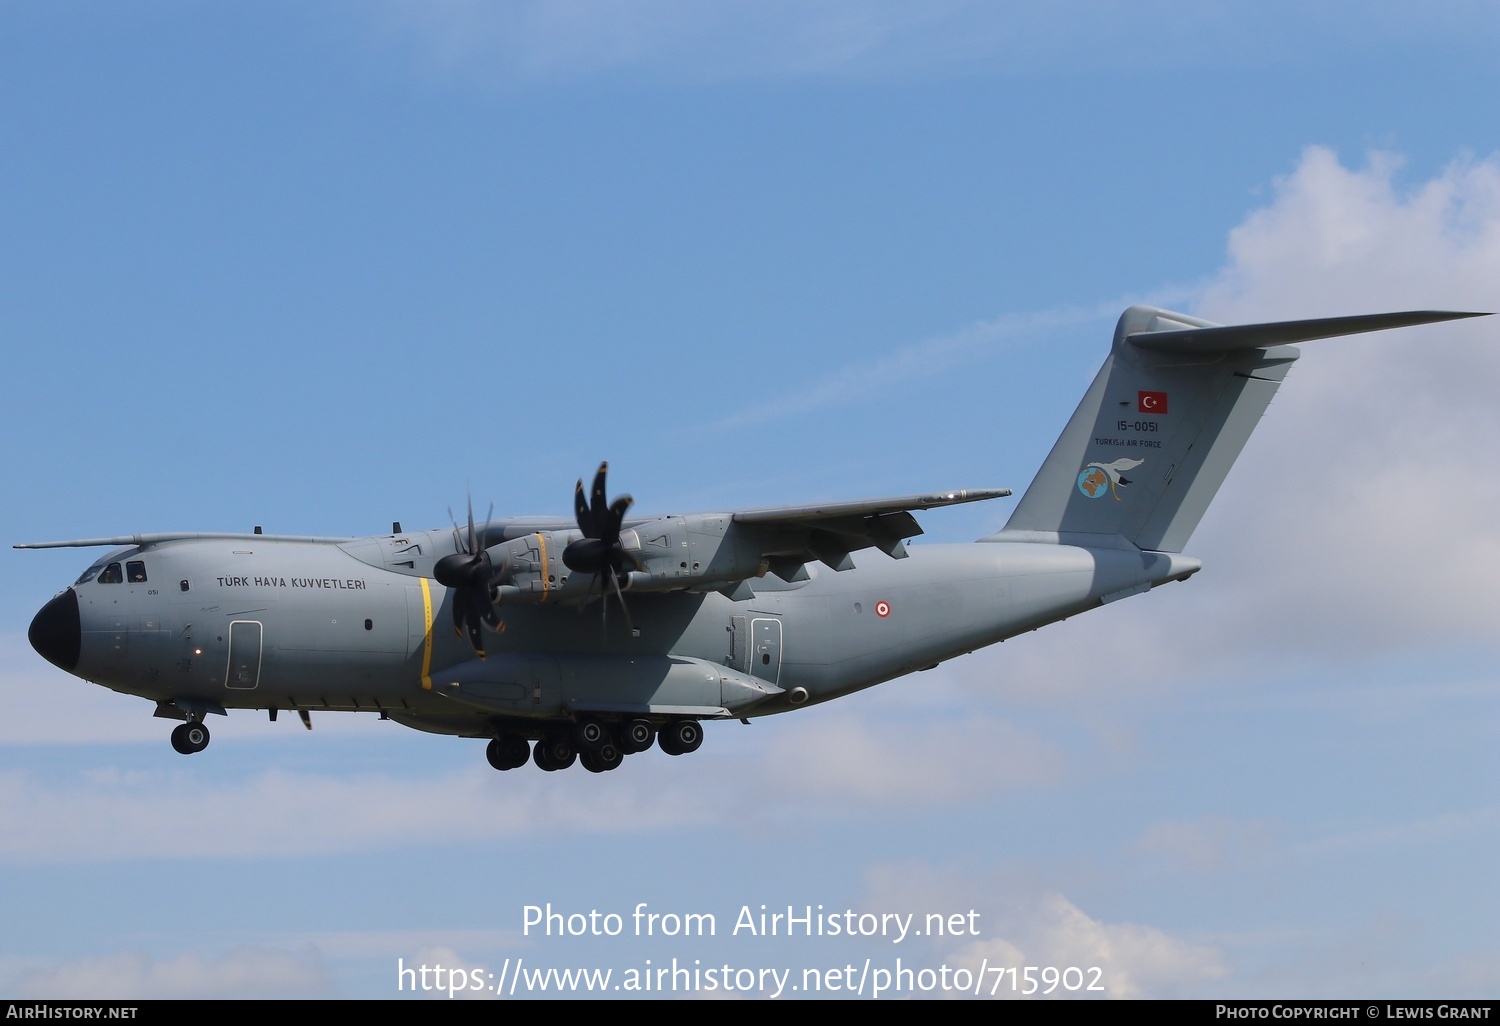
[
  {"left": 74, "top": 565, "right": 102, "bottom": 585},
  {"left": 98, "top": 563, "right": 123, "bottom": 584},
  {"left": 126, "top": 561, "right": 147, "bottom": 583}
]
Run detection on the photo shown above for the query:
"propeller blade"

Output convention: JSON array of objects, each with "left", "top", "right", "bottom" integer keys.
[
  {"left": 604, "top": 495, "right": 632, "bottom": 546},
  {"left": 574, "top": 479, "right": 595, "bottom": 537},
  {"left": 609, "top": 571, "right": 634, "bottom": 633},
  {"left": 437, "top": 495, "right": 509, "bottom": 659},
  {"left": 564, "top": 462, "right": 639, "bottom": 640},
  {"left": 590, "top": 463, "right": 609, "bottom": 530}
]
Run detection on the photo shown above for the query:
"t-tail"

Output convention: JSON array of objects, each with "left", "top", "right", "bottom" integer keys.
[{"left": 994, "top": 305, "right": 1485, "bottom": 553}]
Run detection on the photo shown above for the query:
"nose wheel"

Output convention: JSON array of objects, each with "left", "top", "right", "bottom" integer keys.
[{"left": 170, "top": 721, "right": 211, "bottom": 755}]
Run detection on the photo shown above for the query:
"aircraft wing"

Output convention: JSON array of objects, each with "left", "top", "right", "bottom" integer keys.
[
  {"left": 730, "top": 488, "right": 1011, "bottom": 525},
  {"left": 490, "top": 488, "right": 1011, "bottom": 547},
  {"left": 729, "top": 488, "right": 1011, "bottom": 572},
  {"left": 491, "top": 487, "right": 1012, "bottom": 590}
]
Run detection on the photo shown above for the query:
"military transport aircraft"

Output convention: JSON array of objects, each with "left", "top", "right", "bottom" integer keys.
[{"left": 19, "top": 305, "right": 1486, "bottom": 773}]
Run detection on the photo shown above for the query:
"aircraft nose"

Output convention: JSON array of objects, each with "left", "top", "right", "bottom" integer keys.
[{"left": 29, "top": 588, "right": 81, "bottom": 673}]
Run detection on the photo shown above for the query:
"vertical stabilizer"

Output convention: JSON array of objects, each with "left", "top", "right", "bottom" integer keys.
[
  {"left": 1001, "top": 306, "right": 1297, "bottom": 551},
  {"left": 996, "top": 305, "right": 1482, "bottom": 552}
]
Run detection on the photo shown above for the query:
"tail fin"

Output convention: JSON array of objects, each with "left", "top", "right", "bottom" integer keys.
[{"left": 996, "top": 305, "right": 1483, "bottom": 553}]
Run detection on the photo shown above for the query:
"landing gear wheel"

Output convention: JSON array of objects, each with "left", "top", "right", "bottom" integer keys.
[
  {"left": 532, "top": 735, "right": 577, "bottom": 772},
  {"left": 171, "top": 721, "right": 210, "bottom": 755},
  {"left": 486, "top": 735, "right": 530, "bottom": 771},
  {"left": 580, "top": 743, "right": 623, "bottom": 773},
  {"left": 185, "top": 722, "right": 210, "bottom": 752},
  {"left": 657, "top": 720, "right": 702, "bottom": 756},
  {"left": 573, "top": 716, "right": 610, "bottom": 753},
  {"left": 619, "top": 719, "right": 655, "bottom": 754}
]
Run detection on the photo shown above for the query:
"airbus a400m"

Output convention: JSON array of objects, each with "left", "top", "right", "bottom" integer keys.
[{"left": 20, "top": 305, "right": 1484, "bottom": 773}]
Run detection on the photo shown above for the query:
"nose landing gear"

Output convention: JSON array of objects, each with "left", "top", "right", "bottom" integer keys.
[{"left": 170, "top": 721, "right": 210, "bottom": 755}]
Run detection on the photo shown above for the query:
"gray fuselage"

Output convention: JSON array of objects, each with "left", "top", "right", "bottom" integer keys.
[{"left": 51, "top": 529, "right": 1198, "bottom": 739}]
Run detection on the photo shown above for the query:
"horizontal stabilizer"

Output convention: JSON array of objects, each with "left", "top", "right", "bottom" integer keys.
[{"left": 1129, "top": 310, "right": 1488, "bottom": 353}]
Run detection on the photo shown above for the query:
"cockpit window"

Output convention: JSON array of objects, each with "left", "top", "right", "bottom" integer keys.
[
  {"left": 126, "top": 561, "right": 147, "bottom": 583},
  {"left": 97, "top": 562, "right": 123, "bottom": 584},
  {"left": 74, "top": 565, "right": 102, "bottom": 586}
]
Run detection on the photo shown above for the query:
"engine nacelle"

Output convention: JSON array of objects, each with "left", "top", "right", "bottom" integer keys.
[{"left": 485, "top": 515, "right": 773, "bottom": 605}]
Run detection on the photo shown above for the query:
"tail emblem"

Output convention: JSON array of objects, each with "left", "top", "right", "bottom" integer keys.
[{"left": 1077, "top": 458, "right": 1145, "bottom": 501}]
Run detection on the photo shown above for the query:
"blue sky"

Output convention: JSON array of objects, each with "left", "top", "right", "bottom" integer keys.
[{"left": 1, "top": 1, "right": 1497, "bottom": 999}]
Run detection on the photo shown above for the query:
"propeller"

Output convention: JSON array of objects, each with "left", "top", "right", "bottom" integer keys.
[
  {"left": 562, "top": 462, "right": 636, "bottom": 631},
  {"left": 432, "top": 498, "right": 508, "bottom": 659}
]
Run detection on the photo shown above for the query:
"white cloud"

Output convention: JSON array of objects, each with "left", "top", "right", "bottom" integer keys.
[
  {"left": 0, "top": 697, "right": 1068, "bottom": 862},
  {"left": 946, "top": 894, "right": 1227, "bottom": 1000},
  {"left": 709, "top": 302, "right": 1121, "bottom": 430},
  {"left": 1189, "top": 147, "right": 1500, "bottom": 653},
  {"left": 699, "top": 146, "right": 1500, "bottom": 704},
  {"left": 1132, "top": 817, "right": 1278, "bottom": 872},
  {"left": 1, "top": 930, "right": 528, "bottom": 1001},
  {"left": 373, "top": 1, "right": 1499, "bottom": 84},
  {"left": 10, "top": 947, "right": 330, "bottom": 999},
  {"left": 1236, "top": 918, "right": 1500, "bottom": 999},
  {"left": 0, "top": 762, "right": 701, "bottom": 862},
  {"left": 861, "top": 862, "right": 1227, "bottom": 998},
  {"left": 1293, "top": 805, "right": 1500, "bottom": 862},
  {"left": 5, "top": 149, "right": 1495, "bottom": 870},
  {"left": 0, "top": 633, "right": 404, "bottom": 746},
  {"left": 402, "top": 945, "right": 492, "bottom": 1000},
  {"left": 1203, "top": 147, "right": 1500, "bottom": 318},
  {"left": 0, "top": 643, "right": 162, "bottom": 745},
  {"left": 375, "top": 0, "right": 1035, "bottom": 83},
  {"left": 759, "top": 709, "right": 1069, "bottom": 802},
  {"left": 940, "top": 147, "right": 1500, "bottom": 702},
  {"left": 300, "top": 928, "right": 520, "bottom": 960}
]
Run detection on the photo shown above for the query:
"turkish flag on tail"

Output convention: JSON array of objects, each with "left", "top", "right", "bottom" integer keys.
[{"left": 1137, "top": 391, "right": 1169, "bottom": 414}]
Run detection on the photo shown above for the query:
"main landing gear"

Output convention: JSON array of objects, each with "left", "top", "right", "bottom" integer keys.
[
  {"left": 656, "top": 719, "right": 703, "bottom": 756},
  {"left": 486, "top": 735, "right": 531, "bottom": 771},
  {"left": 170, "top": 720, "right": 210, "bottom": 755},
  {"left": 485, "top": 718, "right": 704, "bottom": 773}
]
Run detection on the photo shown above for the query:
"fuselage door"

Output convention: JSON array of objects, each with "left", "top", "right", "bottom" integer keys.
[
  {"left": 750, "top": 617, "right": 782, "bottom": 686},
  {"left": 728, "top": 614, "right": 748, "bottom": 672},
  {"left": 225, "top": 620, "right": 263, "bottom": 690}
]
